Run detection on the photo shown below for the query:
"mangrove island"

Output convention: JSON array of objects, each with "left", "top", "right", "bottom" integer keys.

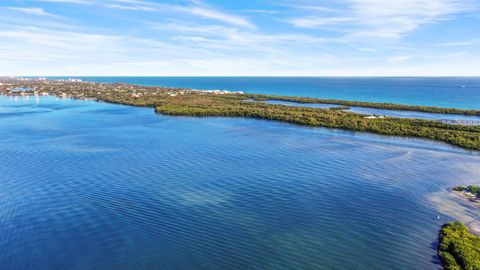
[
  {"left": 439, "top": 222, "right": 480, "bottom": 270},
  {"left": 1, "top": 77, "right": 480, "bottom": 151},
  {"left": 453, "top": 185, "right": 480, "bottom": 199}
]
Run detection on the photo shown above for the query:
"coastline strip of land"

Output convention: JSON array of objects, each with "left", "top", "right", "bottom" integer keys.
[
  {"left": 1, "top": 77, "right": 480, "bottom": 151},
  {"left": 247, "top": 95, "right": 480, "bottom": 116}
]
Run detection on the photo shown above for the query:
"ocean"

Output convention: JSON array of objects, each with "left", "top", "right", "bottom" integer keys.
[{"left": 45, "top": 76, "right": 480, "bottom": 109}]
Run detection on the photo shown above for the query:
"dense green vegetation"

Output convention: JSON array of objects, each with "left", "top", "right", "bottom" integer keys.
[
  {"left": 246, "top": 94, "right": 480, "bottom": 116},
  {"left": 453, "top": 186, "right": 480, "bottom": 198},
  {"left": 2, "top": 80, "right": 480, "bottom": 151},
  {"left": 439, "top": 222, "right": 480, "bottom": 270},
  {"left": 148, "top": 94, "right": 480, "bottom": 151},
  {"left": 49, "top": 92, "right": 480, "bottom": 151}
]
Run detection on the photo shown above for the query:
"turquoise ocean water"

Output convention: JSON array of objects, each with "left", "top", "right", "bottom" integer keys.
[{"left": 45, "top": 77, "right": 480, "bottom": 109}]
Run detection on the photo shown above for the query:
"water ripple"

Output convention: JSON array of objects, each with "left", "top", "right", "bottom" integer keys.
[{"left": 0, "top": 96, "right": 479, "bottom": 270}]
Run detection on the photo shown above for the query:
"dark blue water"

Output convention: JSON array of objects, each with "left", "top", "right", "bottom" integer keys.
[
  {"left": 1, "top": 95, "right": 479, "bottom": 270},
  {"left": 44, "top": 77, "right": 480, "bottom": 109}
]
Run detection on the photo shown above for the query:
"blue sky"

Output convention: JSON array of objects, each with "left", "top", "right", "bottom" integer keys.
[{"left": 1, "top": 0, "right": 479, "bottom": 76}]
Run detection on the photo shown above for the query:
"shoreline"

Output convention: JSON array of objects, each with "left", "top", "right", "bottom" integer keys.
[
  {"left": 249, "top": 95, "right": 480, "bottom": 116},
  {"left": 2, "top": 77, "right": 480, "bottom": 116},
  {"left": 452, "top": 191, "right": 480, "bottom": 236},
  {"left": 438, "top": 221, "right": 480, "bottom": 270},
  {"left": 452, "top": 190, "right": 480, "bottom": 206},
  {"left": 1, "top": 77, "right": 480, "bottom": 151},
  {"left": 430, "top": 189, "right": 480, "bottom": 270}
]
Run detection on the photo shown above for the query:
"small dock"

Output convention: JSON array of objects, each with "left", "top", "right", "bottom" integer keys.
[{"left": 439, "top": 119, "right": 480, "bottom": 125}]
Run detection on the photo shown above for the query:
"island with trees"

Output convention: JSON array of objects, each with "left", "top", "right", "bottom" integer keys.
[
  {"left": 437, "top": 186, "right": 480, "bottom": 270},
  {"left": 439, "top": 222, "right": 480, "bottom": 270},
  {"left": 453, "top": 185, "right": 480, "bottom": 200},
  {"left": 1, "top": 77, "right": 480, "bottom": 152}
]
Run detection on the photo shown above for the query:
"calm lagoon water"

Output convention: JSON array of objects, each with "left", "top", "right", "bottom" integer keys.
[
  {"left": 45, "top": 77, "right": 480, "bottom": 109},
  {"left": 263, "top": 100, "right": 480, "bottom": 123},
  {"left": 1, "top": 95, "right": 480, "bottom": 270}
]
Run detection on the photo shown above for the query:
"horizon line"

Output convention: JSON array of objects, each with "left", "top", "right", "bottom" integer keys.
[{"left": 7, "top": 75, "right": 480, "bottom": 78}]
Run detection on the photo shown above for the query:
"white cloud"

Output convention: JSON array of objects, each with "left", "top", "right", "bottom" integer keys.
[
  {"left": 5, "top": 7, "right": 57, "bottom": 17},
  {"left": 150, "top": 21, "right": 335, "bottom": 58},
  {"left": 440, "top": 41, "right": 472, "bottom": 46},
  {"left": 184, "top": 6, "right": 254, "bottom": 28},
  {"left": 240, "top": 9, "right": 279, "bottom": 15},
  {"left": 293, "top": 5, "right": 342, "bottom": 13},
  {"left": 0, "top": 0, "right": 478, "bottom": 76},
  {"left": 40, "top": 0, "right": 94, "bottom": 4},
  {"left": 104, "top": 4, "right": 157, "bottom": 11},
  {"left": 351, "top": 0, "right": 475, "bottom": 37},
  {"left": 106, "top": 0, "right": 255, "bottom": 28},
  {"left": 288, "top": 17, "right": 353, "bottom": 28},
  {"left": 389, "top": 55, "right": 414, "bottom": 62},
  {"left": 0, "top": 26, "right": 123, "bottom": 63},
  {"left": 41, "top": 0, "right": 255, "bottom": 28},
  {"left": 289, "top": 0, "right": 477, "bottom": 38}
]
